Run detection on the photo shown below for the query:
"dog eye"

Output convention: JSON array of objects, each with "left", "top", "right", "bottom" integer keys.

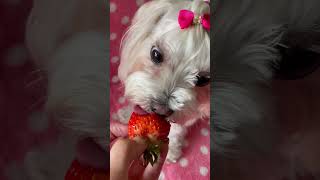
[
  {"left": 150, "top": 46, "right": 163, "bottom": 64},
  {"left": 195, "top": 72, "right": 210, "bottom": 87}
]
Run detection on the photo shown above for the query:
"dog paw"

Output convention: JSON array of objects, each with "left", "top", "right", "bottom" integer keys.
[
  {"left": 117, "top": 105, "right": 133, "bottom": 124},
  {"left": 166, "top": 146, "right": 183, "bottom": 163},
  {"left": 166, "top": 123, "right": 187, "bottom": 163}
]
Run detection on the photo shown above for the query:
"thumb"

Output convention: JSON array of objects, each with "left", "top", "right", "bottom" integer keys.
[
  {"left": 110, "top": 121, "right": 128, "bottom": 138},
  {"left": 110, "top": 137, "right": 147, "bottom": 174},
  {"left": 110, "top": 121, "right": 128, "bottom": 148}
]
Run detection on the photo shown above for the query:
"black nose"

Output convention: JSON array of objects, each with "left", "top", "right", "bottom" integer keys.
[{"left": 151, "top": 105, "right": 174, "bottom": 117}]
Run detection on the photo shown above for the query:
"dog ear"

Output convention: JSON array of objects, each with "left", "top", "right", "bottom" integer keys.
[
  {"left": 118, "top": 0, "right": 172, "bottom": 81},
  {"left": 274, "top": 27, "right": 320, "bottom": 80}
]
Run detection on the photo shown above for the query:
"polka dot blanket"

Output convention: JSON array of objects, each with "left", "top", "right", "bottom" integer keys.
[{"left": 110, "top": 0, "right": 210, "bottom": 179}]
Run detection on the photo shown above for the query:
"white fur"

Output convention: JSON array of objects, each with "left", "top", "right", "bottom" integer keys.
[
  {"left": 45, "top": 31, "right": 108, "bottom": 148},
  {"left": 118, "top": 0, "right": 210, "bottom": 162}
]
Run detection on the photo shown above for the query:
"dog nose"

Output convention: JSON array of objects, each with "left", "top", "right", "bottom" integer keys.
[{"left": 151, "top": 105, "right": 174, "bottom": 117}]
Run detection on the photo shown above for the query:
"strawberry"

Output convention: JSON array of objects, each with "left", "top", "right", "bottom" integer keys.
[
  {"left": 128, "top": 112, "right": 171, "bottom": 166},
  {"left": 64, "top": 159, "right": 108, "bottom": 180}
]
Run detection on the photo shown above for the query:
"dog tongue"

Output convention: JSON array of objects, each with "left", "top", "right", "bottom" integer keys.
[{"left": 133, "top": 105, "right": 148, "bottom": 115}]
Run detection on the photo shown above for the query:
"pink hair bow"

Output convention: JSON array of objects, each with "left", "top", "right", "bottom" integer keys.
[{"left": 178, "top": 9, "right": 210, "bottom": 30}]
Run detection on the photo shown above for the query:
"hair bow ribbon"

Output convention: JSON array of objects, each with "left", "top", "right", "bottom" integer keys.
[{"left": 178, "top": 9, "right": 210, "bottom": 30}]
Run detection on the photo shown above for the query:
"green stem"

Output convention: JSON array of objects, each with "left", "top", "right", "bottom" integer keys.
[{"left": 143, "top": 143, "right": 161, "bottom": 166}]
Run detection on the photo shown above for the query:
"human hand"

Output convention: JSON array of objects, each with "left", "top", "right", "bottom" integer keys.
[
  {"left": 110, "top": 120, "right": 129, "bottom": 148},
  {"left": 110, "top": 137, "right": 168, "bottom": 180}
]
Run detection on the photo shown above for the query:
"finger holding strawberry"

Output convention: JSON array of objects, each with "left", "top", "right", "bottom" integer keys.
[
  {"left": 128, "top": 111, "right": 171, "bottom": 166},
  {"left": 110, "top": 136, "right": 169, "bottom": 180},
  {"left": 109, "top": 107, "right": 171, "bottom": 180},
  {"left": 110, "top": 120, "right": 129, "bottom": 148}
]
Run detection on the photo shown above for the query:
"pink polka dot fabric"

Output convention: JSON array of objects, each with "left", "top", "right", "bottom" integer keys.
[{"left": 109, "top": 0, "right": 210, "bottom": 179}]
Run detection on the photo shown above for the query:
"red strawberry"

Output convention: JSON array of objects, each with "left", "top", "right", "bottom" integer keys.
[
  {"left": 64, "top": 159, "right": 108, "bottom": 180},
  {"left": 128, "top": 112, "right": 171, "bottom": 166}
]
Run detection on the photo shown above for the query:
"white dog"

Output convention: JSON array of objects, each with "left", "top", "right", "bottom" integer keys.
[{"left": 117, "top": 0, "right": 210, "bottom": 162}]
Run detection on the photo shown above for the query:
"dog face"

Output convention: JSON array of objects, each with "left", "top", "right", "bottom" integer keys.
[{"left": 118, "top": 0, "right": 210, "bottom": 123}]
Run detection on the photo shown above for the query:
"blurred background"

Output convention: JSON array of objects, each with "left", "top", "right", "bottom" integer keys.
[
  {"left": 0, "top": 1, "right": 60, "bottom": 179},
  {"left": 109, "top": 0, "right": 210, "bottom": 179}
]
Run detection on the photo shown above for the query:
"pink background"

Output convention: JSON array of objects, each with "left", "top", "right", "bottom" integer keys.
[{"left": 109, "top": 0, "right": 210, "bottom": 179}]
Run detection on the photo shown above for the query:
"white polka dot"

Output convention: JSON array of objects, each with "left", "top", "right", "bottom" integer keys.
[
  {"left": 111, "top": 56, "right": 119, "bottom": 63},
  {"left": 179, "top": 157, "right": 188, "bottom": 167},
  {"left": 110, "top": 33, "right": 117, "bottom": 41},
  {"left": 184, "top": 119, "right": 197, "bottom": 127},
  {"left": 28, "top": 111, "right": 49, "bottom": 132},
  {"left": 136, "top": 0, "right": 145, "bottom": 6},
  {"left": 121, "top": 16, "right": 130, "bottom": 25},
  {"left": 118, "top": 97, "right": 126, "bottom": 104},
  {"left": 112, "top": 76, "right": 119, "bottom": 83},
  {"left": 158, "top": 171, "right": 165, "bottom": 180},
  {"left": 4, "top": 45, "right": 28, "bottom": 66},
  {"left": 110, "top": 2, "right": 117, "bottom": 13},
  {"left": 199, "top": 166, "right": 208, "bottom": 176},
  {"left": 201, "top": 128, "right": 209, "bottom": 136},
  {"left": 200, "top": 145, "right": 209, "bottom": 155}
]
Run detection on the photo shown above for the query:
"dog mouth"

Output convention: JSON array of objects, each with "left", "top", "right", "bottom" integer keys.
[
  {"left": 133, "top": 105, "right": 175, "bottom": 123},
  {"left": 133, "top": 105, "right": 149, "bottom": 115}
]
